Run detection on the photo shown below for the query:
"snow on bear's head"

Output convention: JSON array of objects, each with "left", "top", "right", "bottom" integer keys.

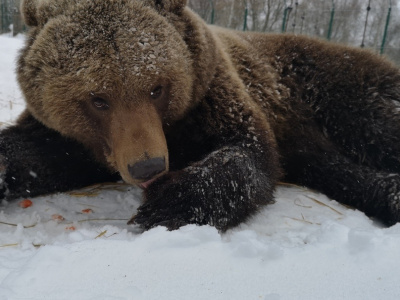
[{"left": 17, "top": 0, "right": 199, "bottom": 185}]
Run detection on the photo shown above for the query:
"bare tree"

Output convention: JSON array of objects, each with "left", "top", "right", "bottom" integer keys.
[
  {"left": 3, "top": 0, "right": 398, "bottom": 64},
  {"left": 246, "top": 0, "right": 285, "bottom": 32},
  {"left": 0, "top": 0, "right": 15, "bottom": 34},
  {"left": 187, "top": 0, "right": 400, "bottom": 64},
  {"left": 188, "top": 0, "right": 212, "bottom": 22}
]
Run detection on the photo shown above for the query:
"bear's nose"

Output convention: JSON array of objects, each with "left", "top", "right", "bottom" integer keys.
[{"left": 128, "top": 157, "right": 166, "bottom": 181}]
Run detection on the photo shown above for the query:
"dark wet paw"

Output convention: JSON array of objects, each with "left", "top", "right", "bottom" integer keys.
[
  {"left": 128, "top": 212, "right": 188, "bottom": 231},
  {"left": 127, "top": 172, "right": 196, "bottom": 230},
  {"left": 128, "top": 197, "right": 190, "bottom": 230}
]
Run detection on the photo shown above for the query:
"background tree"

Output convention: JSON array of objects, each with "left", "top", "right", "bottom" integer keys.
[
  {"left": 0, "top": 0, "right": 14, "bottom": 34},
  {"left": 187, "top": 0, "right": 399, "bottom": 64},
  {"left": 1, "top": 0, "right": 399, "bottom": 64}
]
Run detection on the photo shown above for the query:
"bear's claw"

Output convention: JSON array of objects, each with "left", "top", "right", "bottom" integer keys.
[
  {"left": 132, "top": 215, "right": 188, "bottom": 231},
  {"left": 129, "top": 172, "right": 194, "bottom": 230},
  {"left": 130, "top": 209, "right": 189, "bottom": 231}
]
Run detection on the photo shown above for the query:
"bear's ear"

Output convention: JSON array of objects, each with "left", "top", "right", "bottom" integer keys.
[
  {"left": 21, "top": 0, "right": 39, "bottom": 26},
  {"left": 154, "top": 0, "right": 187, "bottom": 14},
  {"left": 21, "top": 0, "right": 65, "bottom": 27}
]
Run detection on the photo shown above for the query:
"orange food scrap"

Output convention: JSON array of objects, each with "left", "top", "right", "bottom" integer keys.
[
  {"left": 81, "top": 208, "right": 93, "bottom": 214},
  {"left": 65, "top": 226, "right": 76, "bottom": 231},
  {"left": 18, "top": 199, "right": 33, "bottom": 208},
  {"left": 51, "top": 214, "right": 65, "bottom": 221}
]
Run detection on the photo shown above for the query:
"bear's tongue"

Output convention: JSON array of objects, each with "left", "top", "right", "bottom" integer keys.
[{"left": 140, "top": 177, "right": 157, "bottom": 189}]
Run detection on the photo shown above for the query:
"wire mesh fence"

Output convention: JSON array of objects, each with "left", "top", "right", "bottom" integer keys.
[
  {"left": 0, "top": 0, "right": 24, "bottom": 36},
  {"left": 1, "top": 0, "right": 399, "bottom": 64},
  {"left": 189, "top": 0, "right": 400, "bottom": 65}
]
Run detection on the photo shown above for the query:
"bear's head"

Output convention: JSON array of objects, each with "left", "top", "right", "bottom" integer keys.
[{"left": 18, "top": 0, "right": 217, "bottom": 186}]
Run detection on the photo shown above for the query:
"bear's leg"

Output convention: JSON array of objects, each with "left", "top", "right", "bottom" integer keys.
[
  {"left": 0, "top": 112, "right": 117, "bottom": 201},
  {"left": 320, "top": 93, "right": 400, "bottom": 174},
  {"left": 285, "top": 145, "right": 400, "bottom": 225},
  {"left": 315, "top": 71, "right": 400, "bottom": 173}
]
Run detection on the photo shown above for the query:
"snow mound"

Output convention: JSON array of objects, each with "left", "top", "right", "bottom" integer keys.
[{"left": 1, "top": 34, "right": 400, "bottom": 300}]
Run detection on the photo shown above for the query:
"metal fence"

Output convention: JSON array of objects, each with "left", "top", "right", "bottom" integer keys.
[
  {"left": 1, "top": 0, "right": 399, "bottom": 64},
  {"left": 0, "top": 0, "right": 24, "bottom": 36},
  {"left": 189, "top": 0, "right": 400, "bottom": 65}
]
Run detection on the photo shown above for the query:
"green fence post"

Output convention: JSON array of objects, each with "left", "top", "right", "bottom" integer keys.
[
  {"left": 281, "top": 4, "right": 293, "bottom": 33},
  {"left": 327, "top": 1, "right": 335, "bottom": 40},
  {"left": 243, "top": 2, "right": 248, "bottom": 31},
  {"left": 380, "top": 1, "right": 392, "bottom": 55},
  {"left": 208, "top": 0, "right": 215, "bottom": 25},
  {"left": 281, "top": 6, "right": 288, "bottom": 33}
]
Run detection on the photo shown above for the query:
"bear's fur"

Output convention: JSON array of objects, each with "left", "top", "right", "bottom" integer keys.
[{"left": 1, "top": 0, "right": 400, "bottom": 230}]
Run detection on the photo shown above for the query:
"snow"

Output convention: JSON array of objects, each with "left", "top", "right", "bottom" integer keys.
[
  {"left": 1, "top": 34, "right": 400, "bottom": 300},
  {"left": 0, "top": 34, "right": 25, "bottom": 124}
]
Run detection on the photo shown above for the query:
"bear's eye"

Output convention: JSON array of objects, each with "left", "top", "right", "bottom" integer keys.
[
  {"left": 92, "top": 97, "right": 109, "bottom": 110},
  {"left": 150, "top": 85, "right": 163, "bottom": 99}
]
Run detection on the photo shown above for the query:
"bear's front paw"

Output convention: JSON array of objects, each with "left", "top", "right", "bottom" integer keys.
[
  {"left": 129, "top": 212, "right": 188, "bottom": 231},
  {"left": 128, "top": 172, "right": 199, "bottom": 230},
  {"left": 128, "top": 197, "right": 190, "bottom": 231}
]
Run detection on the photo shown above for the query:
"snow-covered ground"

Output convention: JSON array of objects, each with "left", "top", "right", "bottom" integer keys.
[
  {"left": 0, "top": 34, "right": 25, "bottom": 123},
  {"left": 1, "top": 34, "right": 400, "bottom": 300}
]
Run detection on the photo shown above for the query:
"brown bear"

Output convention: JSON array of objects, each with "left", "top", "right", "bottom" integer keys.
[{"left": 1, "top": 0, "right": 400, "bottom": 231}]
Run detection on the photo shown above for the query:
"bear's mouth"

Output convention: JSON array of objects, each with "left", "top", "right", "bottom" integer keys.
[{"left": 139, "top": 177, "right": 158, "bottom": 189}]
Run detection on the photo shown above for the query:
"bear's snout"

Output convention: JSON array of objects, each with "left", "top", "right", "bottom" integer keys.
[
  {"left": 107, "top": 103, "right": 169, "bottom": 186},
  {"left": 128, "top": 157, "right": 166, "bottom": 182}
]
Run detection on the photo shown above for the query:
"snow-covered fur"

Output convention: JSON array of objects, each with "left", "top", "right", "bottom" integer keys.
[{"left": 1, "top": 0, "right": 400, "bottom": 230}]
